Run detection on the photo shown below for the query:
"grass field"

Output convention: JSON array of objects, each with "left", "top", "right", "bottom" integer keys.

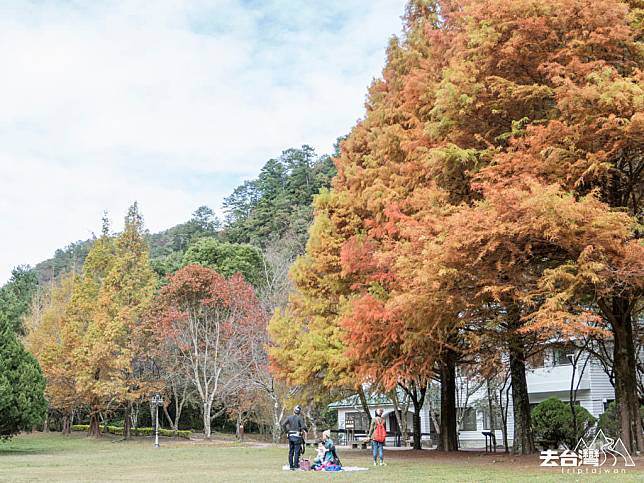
[{"left": 1, "top": 433, "right": 643, "bottom": 482}]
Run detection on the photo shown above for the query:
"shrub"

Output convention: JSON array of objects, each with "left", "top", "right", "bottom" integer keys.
[
  {"left": 598, "top": 401, "right": 618, "bottom": 438},
  {"left": 598, "top": 402, "right": 644, "bottom": 439},
  {"left": 532, "top": 398, "right": 595, "bottom": 449},
  {"left": 71, "top": 425, "right": 191, "bottom": 439}
]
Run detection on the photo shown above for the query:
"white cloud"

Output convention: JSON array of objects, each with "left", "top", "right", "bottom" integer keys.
[{"left": 0, "top": 0, "right": 406, "bottom": 283}]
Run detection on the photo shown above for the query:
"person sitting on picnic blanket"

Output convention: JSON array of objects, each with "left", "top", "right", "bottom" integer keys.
[
  {"left": 311, "top": 430, "right": 342, "bottom": 471},
  {"left": 321, "top": 430, "right": 343, "bottom": 470}
]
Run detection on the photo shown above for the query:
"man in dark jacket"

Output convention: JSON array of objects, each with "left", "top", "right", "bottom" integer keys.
[{"left": 282, "top": 405, "right": 308, "bottom": 470}]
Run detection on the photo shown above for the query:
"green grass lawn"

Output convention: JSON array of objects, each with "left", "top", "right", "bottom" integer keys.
[{"left": 1, "top": 433, "right": 642, "bottom": 482}]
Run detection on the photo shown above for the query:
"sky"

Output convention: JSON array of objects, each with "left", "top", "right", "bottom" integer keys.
[{"left": 0, "top": 0, "right": 407, "bottom": 284}]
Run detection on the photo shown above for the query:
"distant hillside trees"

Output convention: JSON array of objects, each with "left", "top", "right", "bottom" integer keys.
[
  {"left": 182, "top": 238, "right": 265, "bottom": 288},
  {"left": 222, "top": 145, "right": 336, "bottom": 247},
  {"left": 0, "top": 266, "right": 38, "bottom": 335}
]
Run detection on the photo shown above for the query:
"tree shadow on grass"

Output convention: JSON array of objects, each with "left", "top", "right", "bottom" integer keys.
[{"left": 0, "top": 445, "right": 57, "bottom": 456}]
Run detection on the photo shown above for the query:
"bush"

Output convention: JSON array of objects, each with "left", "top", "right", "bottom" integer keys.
[
  {"left": 532, "top": 398, "right": 595, "bottom": 449},
  {"left": 71, "top": 425, "right": 191, "bottom": 439},
  {"left": 598, "top": 401, "right": 618, "bottom": 438},
  {"left": 598, "top": 402, "right": 644, "bottom": 439}
]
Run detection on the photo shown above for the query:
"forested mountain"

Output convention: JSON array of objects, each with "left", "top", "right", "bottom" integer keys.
[{"left": 11, "top": 144, "right": 337, "bottom": 294}]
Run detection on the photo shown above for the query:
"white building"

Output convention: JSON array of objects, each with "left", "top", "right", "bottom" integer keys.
[{"left": 329, "top": 345, "right": 616, "bottom": 449}]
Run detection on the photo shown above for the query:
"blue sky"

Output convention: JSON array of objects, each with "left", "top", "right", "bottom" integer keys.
[{"left": 0, "top": 0, "right": 406, "bottom": 283}]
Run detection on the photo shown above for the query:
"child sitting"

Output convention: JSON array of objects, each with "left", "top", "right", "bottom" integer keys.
[
  {"left": 313, "top": 442, "right": 326, "bottom": 465},
  {"left": 312, "top": 430, "right": 342, "bottom": 471}
]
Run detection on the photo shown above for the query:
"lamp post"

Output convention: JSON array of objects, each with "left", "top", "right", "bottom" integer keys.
[{"left": 151, "top": 394, "right": 164, "bottom": 448}]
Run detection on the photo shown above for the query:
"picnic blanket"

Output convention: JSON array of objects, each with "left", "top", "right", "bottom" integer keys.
[{"left": 282, "top": 465, "right": 368, "bottom": 472}]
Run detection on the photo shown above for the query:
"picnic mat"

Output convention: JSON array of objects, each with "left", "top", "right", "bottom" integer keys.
[{"left": 282, "top": 465, "right": 368, "bottom": 472}]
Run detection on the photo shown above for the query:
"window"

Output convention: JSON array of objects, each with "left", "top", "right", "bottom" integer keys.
[
  {"left": 553, "top": 347, "right": 573, "bottom": 366},
  {"left": 345, "top": 412, "right": 370, "bottom": 431},
  {"left": 460, "top": 408, "right": 477, "bottom": 431},
  {"left": 603, "top": 399, "right": 614, "bottom": 412},
  {"left": 482, "top": 407, "right": 501, "bottom": 430}
]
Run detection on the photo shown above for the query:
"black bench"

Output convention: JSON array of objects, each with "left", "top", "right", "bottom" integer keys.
[
  {"left": 351, "top": 440, "right": 368, "bottom": 449},
  {"left": 482, "top": 431, "right": 497, "bottom": 452}
]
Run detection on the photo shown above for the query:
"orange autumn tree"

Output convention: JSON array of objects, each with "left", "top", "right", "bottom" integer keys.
[
  {"left": 371, "top": 0, "right": 642, "bottom": 454},
  {"left": 302, "top": 0, "right": 641, "bottom": 456},
  {"left": 331, "top": 0, "right": 471, "bottom": 452},
  {"left": 270, "top": 3, "right": 459, "bottom": 437},
  {"left": 431, "top": 0, "right": 644, "bottom": 452},
  {"left": 65, "top": 218, "right": 117, "bottom": 437},
  {"left": 97, "top": 203, "right": 159, "bottom": 438}
]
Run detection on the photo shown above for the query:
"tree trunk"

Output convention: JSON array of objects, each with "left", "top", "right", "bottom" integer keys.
[
  {"left": 88, "top": 412, "right": 101, "bottom": 438},
  {"left": 163, "top": 405, "right": 176, "bottom": 431},
  {"left": 508, "top": 334, "right": 534, "bottom": 454},
  {"left": 131, "top": 403, "right": 138, "bottom": 429},
  {"left": 203, "top": 401, "right": 212, "bottom": 439},
  {"left": 272, "top": 418, "right": 282, "bottom": 444},
  {"left": 272, "top": 400, "right": 283, "bottom": 444},
  {"left": 357, "top": 386, "right": 372, "bottom": 424},
  {"left": 502, "top": 382, "right": 511, "bottom": 453},
  {"left": 403, "top": 382, "right": 426, "bottom": 450},
  {"left": 391, "top": 389, "right": 407, "bottom": 447},
  {"left": 486, "top": 379, "right": 495, "bottom": 433},
  {"left": 607, "top": 297, "right": 644, "bottom": 454},
  {"left": 305, "top": 403, "right": 318, "bottom": 441},
  {"left": 124, "top": 402, "right": 132, "bottom": 440},
  {"left": 42, "top": 409, "right": 49, "bottom": 433},
  {"left": 438, "top": 351, "right": 458, "bottom": 451},
  {"left": 412, "top": 409, "right": 422, "bottom": 450},
  {"left": 62, "top": 413, "right": 71, "bottom": 435}
]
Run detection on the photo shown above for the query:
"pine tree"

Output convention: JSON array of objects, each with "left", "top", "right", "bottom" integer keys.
[{"left": 0, "top": 325, "right": 46, "bottom": 439}]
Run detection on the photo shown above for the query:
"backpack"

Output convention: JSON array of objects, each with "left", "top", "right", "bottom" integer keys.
[{"left": 373, "top": 419, "right": 386, "bottom": 443}]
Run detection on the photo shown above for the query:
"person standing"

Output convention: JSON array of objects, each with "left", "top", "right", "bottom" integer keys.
[
  {"left": 282, "top": 405, "right": 308, "bottom": 470},
  {"left": 368, "top": 408, "right": 387, "bottom": 466}
]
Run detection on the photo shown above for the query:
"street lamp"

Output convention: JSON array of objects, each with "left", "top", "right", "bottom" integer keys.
[{"left": 151, "top": 394, "right": 164, "bottom": 448}]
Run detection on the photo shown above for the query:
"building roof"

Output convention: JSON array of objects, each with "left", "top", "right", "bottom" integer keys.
[{"left": 328, "top": 389, "right": 404, "bottom": 410}]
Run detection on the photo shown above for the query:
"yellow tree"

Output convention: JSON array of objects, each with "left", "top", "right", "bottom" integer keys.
[
  {"left": 66, "top": 217, "right": 116, "bottom": 437},
  {"left": 268, "top": 189, "right": 368, "bottom": 414},
  {"left": 98, "top": 203, "right": 158, "bottom": 438},
  {"left": 70, "top": 206, "right": 157, "bottom": 437},
  {"left": 24, "top": 273, "right": 78, "bottom": 434}
]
